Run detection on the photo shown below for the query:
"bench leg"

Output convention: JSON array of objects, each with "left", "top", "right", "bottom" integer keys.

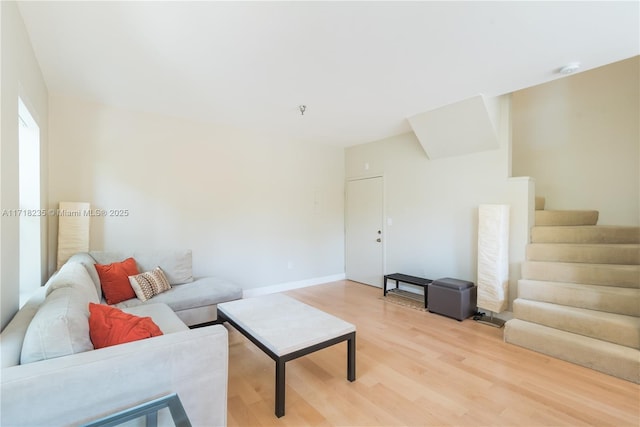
[{"left": 347, "top": 333, "right": 356, "bottom": 382}]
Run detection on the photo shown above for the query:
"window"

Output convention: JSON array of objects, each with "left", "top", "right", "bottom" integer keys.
[{"left": 18, "top": 97, "right": 42, "bottom": 306}]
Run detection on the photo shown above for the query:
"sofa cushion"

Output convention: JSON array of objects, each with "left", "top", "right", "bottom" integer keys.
[
  {"left": 128, "top": 267, "right": 172, "bottom": 302},
  {"left": 20, "top": 287, "right": 94, "bottom": 364},
  {"left": 88, "top": 303, "right": 163, "bottom": 349},
  {"left": 122, "top": 304, "right": 189, "bottom": 334},
  {"left": 46, "top": 261, "right": 100, "bottom": 304},
  {"left": 132, "top": 250, "right": 193, "bottom": 285},
  {"left": 0, "top": 287, "right": 47, "bottom": 368},
  {"left": 90, "top": 250, "right": 193, "bottom": 285},
  {"left": 66, "top": 252, "right": 103, "bottom": 299},
  {"left": 95, "top": 257, "right": 139, "bottom": 304},
  {"left": 114, "top": 276, "right": 242, "bottom": 312}
]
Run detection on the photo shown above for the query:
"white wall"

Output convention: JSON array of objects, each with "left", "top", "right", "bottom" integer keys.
[
  {"left": 346, "top": 96, "right": 531, "bottom": 311},
  {"left": 48, "top": 96, "right": 345, "bottom": 290},
  {"left": 512, "top": 56, "right": 639, "bottom": 226},
  {"left": 0, "top": 1, "right": 49, "bottom": 330}
]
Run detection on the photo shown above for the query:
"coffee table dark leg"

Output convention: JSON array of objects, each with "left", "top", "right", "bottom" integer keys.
[
  {"left": 275, "top": 358, "right": 286, "bottom": 417},
  {"left": 347, "top": 333, "right": 356, "bottom": 381}
]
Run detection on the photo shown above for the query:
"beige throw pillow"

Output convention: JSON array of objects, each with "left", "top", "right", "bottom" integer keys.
[{"left": 128, "top": 267, "right": 171, "bottom": 302}]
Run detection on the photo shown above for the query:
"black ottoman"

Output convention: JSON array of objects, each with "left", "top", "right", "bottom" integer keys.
[{"left": 428, "top": 278, "right": 477, "bottom": 321}]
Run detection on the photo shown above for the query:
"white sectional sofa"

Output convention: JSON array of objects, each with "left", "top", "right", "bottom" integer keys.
[{"left": 0, "top": 250, "right": 242, "bottom": 426}]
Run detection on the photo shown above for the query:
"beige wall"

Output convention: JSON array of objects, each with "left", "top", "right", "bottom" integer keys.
[
  {"left": 512, "top": 56, "right": 639, "bottom": 226},
  {"left": 346, "top": 96, "right": 532, "bottom": 311},
  {"left": 48, "top": 95, "right": 345, "bottom": 291},
  {"left": 0, "top": 1, "right": 49, "bottom": 330}
]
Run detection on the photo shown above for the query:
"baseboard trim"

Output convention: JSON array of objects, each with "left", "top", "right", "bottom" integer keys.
[{"left": 242, "top": 273, "right": 346, "bottom": 298}]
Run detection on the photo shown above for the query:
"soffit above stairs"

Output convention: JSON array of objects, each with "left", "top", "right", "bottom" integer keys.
[{"left": 408, "top": 94, "right": 499, "bottom": 159}]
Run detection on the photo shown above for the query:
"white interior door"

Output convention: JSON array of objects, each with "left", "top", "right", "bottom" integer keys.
[{"left": 346, "top": 177, "right": 384, "bottom": 287}]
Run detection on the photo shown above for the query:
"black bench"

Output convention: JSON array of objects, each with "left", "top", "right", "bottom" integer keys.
[{"left": 383, "top": 273, "right": 432, "bottom": 309}]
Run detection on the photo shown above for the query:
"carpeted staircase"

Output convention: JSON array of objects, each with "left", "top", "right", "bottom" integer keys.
[{"left": 504, "top": 197, "right": 640, "bottom": 383}]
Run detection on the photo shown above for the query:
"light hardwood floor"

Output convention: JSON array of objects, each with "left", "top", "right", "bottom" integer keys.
[{"left": 226, "top": 280, "right": 639, "bottom": 426}]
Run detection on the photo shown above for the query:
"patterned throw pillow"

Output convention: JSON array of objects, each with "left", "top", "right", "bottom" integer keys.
[{"left": 128, "top": 267, "right": 172, "bottom": 302}]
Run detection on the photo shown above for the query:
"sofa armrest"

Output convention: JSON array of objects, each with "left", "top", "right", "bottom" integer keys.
[{"left": 1, "top": 325, "right": 228, "bottom": 427}]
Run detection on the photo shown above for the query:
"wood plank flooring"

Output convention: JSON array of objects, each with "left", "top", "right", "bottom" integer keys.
[{"left": 226, "top": 280, "right": 640, "bottom": 426}]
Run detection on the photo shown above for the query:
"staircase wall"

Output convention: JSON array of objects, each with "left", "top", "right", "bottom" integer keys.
[{"left": 511, "top": 56, "right": 640, "bottom": 226}]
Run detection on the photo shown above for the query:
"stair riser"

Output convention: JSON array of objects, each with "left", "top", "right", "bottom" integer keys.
[
  {"left": 531, "top": 226, "right": 640, "bottom": 244},
  {"left": 522, "top": 262, "right": 640, "bottom": 288},
  {"left": 517, "top": 280, "right": 640, "bottom": 316},
  {"left": 504, "top": 319, "right": 640, "bottom": 384},
  {"left": 526, "top": 244, "right": 640, "bottom": 265},
  {"left": 513, "top": 299, "right": 640, "bottom": 349},
  {"left": 535, "top": 210, "right": 599, "bottom": 226}
]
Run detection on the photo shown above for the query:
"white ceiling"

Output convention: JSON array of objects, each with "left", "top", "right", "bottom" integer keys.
[{"left": 17, "top": 1, "right": 639, "bottom": 147}]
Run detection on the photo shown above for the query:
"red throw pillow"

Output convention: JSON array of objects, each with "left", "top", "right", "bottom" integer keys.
[
  {"left": 94, "top": 257, "right": 139, "bottom": 304},
  {"left": 88, "top": 303, "right": 163, "bottom": 349}
]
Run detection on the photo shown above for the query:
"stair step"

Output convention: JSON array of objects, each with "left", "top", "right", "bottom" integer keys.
[
  {"left": 517, "top": 279, "right": 640, "bottom": 316},
  {"left": 513, "top": 299, "right": 640, "bottom": 348},
  {"left": 504, "top": 319, "right": 640, "bottom": 384},
  {"left": 531, "top": 225, "right": 640, "bottom": 244},
  {"left": 535, "top": 197, "right": 545, "bottom": 210},
  {"left": 526, "top": 243, "right": 640, "bottom": 265},
  {"left": 521, "top": 261, "right": 640, "bottom": 288},
  {"left": 535, "top": 210, "right": 599, "bottom": 226}
]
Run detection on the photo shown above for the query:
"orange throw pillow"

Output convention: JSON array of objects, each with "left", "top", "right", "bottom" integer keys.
[
  {"left": 88, "top": 303, "right": 163, "bottom": 349},
  {"left": 94, "top": 257, "right": 139, "bottom": 304}
]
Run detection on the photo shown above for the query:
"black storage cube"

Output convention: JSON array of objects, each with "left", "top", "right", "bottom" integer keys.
[{"left": 428, "top": 278, "right": 477, "bottom": 321}]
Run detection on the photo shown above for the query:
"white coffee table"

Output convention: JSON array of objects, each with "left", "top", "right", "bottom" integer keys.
[{"left": 217, "top": 293, "right": 356, "bottom": 417}]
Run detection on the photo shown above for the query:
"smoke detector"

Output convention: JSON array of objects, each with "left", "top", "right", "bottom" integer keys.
[{"left": 559, "top": 62, "right": 581, "bottom": 75}]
